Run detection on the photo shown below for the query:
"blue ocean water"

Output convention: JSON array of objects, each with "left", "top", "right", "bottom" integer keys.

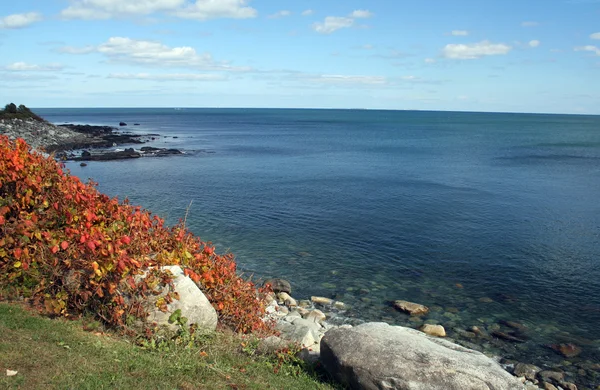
[{"left": 36, "top": 108, "right": 600, "bottom": 370}]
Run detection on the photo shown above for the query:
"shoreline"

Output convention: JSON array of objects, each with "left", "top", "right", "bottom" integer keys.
[
  {"left": 2, "top": 114, "right": 596, "bottom": 388},
  {"left": 0, "top": 117, "right": 184, "bottom": 160}
]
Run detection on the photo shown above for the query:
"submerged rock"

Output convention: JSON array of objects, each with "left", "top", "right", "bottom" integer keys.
[
  {"left": 550, "top": 343, "right": 582, "bottom": 358},
  {"left": 394, "top": 299, "right": 429, "bottom": 316},
  {"left": 513, "top": 363, "right": 541, "bottom": 381},
  {"left": 311, "top": 296, "right": 333, "bottom": 305}
]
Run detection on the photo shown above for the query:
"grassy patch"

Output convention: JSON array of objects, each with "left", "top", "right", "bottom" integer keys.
[{"left": 0, "top": 302, "right": 338, "bottom": 390}]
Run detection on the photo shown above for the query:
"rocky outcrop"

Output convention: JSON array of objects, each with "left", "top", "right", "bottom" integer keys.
[
  {"left": 320, "top": 322, "right": 524, "bottom": 390},
  {"left": 1, "top": 118, "right": 95, "bottom": 151}
]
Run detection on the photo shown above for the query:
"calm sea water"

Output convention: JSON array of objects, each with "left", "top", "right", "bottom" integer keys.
[{"left": 36, "top": 108, "right": 600, "bottom": 371}]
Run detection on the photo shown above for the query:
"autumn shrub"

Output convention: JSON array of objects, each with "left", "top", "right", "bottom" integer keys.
[{"left": 0, "top": 135, "right": 270, "bottom": 334}]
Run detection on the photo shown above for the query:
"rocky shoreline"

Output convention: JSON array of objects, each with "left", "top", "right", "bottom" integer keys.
[
  {"left": 0, "top": 118, "right": 184, "bottom": 160},
  {"left": 262, "top": 278, "right": 593, "bottom": 390}
]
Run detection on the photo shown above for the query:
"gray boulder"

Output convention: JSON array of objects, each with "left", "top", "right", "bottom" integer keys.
[
  {"left": 264, "top": 278, "right": 292, "bottom": 294},
  {"left": 145, "top": 265, "right": 218, "bottom": 333},
  {"left": 320, "top": 322, "right": 524, "bottom": 390}
]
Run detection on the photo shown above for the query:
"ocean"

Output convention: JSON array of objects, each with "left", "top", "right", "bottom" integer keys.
[{"left": 35, "top": 108, "right": 600, "bottom": 379}]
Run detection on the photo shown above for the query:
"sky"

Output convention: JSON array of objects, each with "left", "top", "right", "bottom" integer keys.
[{"left": 0, "top": 0, "right": 599, "bottom": 114}]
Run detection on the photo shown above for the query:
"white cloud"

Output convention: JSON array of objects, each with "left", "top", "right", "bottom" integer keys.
[
  {"left": 4, "top": 62, "right": 64, "bottom": 71},
  {"left": 58, "top": 45, "right": 96, "bottom": 54},
  {"left": 312, "top": 9, "right": 373, "bottom": 34},
  {"left": 61, "top": 0, "right": 185, "bottom": 19},
  {"left": 450, "top": 30, "right": 469, "bottom": 36},
  {"left": 61, "top": 37, "right": 252, "bottom": 71},
  {"left": 350, "top": 10, "right": 373, "bottom": 19},
  {"left": 108, "top": 73, "right": 226, "bottom": 81},
  {"left": 575, "top": 45, "right": 600, "bottom": 56},
  {"left": 268, "top": 10, "right": 291, "bottom": 19},
  {"left": 0, "top": 12, "right": 42, "bottom": 29},
  {"left": 61, "top": 0, "right": 257, "bottom": 21},
  {"left": 591, "top": 32, "right": 600, "bottom": 40},
  {"left": 443, "top": 40, "right": 512, "bottom": 59},
  {"left": 529, "top": 40, "right": 540, "bottom": 48},
  {"left": 425, "top": 58, "right": 436, "bottom": 63},
  {"left": 309, "top": 74, "right": 387, "bottom": 85},
  {"left": 521, "top": 21, "right": 539, "bottom": 27},
  {"left": 301, "top": 9, "right": 314, "bottom": 16},
  {"left": 172, "top": 0, "right": 257, "bottom": 21},
  {"left": 313, "top": 16, "right": 354, "bottom": 34}
]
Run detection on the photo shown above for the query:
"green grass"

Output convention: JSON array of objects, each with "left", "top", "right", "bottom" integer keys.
[{"left": 0, "top": 302, "right": 338, "bottom": 390}]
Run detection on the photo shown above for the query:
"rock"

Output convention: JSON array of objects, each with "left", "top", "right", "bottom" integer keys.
[
  {"left": 81, "top": 150, "right": 91, "bottom": 157},
  {"left": 277, "top": 292, "right": 297, "bottom": 308},
  {"left": 393, "top": 300, "right": 429, "bottom": 315},
  {"left": 492, "top": 331, "right": 526, "bottom": 343},
  {"left": 144, "top": 265, "right": 217, "bottom": 333},
  {"left": 80, "top": 162, "right": 87, "bottom": 167},
  {"left": 311, "top": 296, "right": 333, "bottom": 305},
  {"left": 514, "top": 363, "right": 541, "bottom": 381},
  {"left": 264, "top": 278, "right": 292, "bottom": 294},
  {"left": 134, "top": 123, "right": 140, "bottom": 126},
  {"left": 276, "top": 320, "right": 320, "bottom": 349},
  {"left": 479, "top": 297, "right": 494, "bottom": 303},
  {"left": 297, "top": 345, "right": 321, "bottom": 364},
  {"left": 119, "top": 122, "right": 127, "bottom": 126},
  {"left": 257, "top": 336, "right": 288, "bottom": 354},
  {"left": 304, "top": 309, "right": 326, "bottom": 324},
  {"left": 542, "top": 382, "right": 558, "bottom": 390},
  {"left": 499, "top": 320, "right": 528, "bottom": 333},
  {"left": 420, "top": 324, "right": 446, "bottom": 337},
  {"left": 559, "top": 382, "right": 578, "bottom": 390},
  {"left": 278, "top": 306, "right": 289, "bottom": 315},
  {"left": 471, "top": 326, "right": 491, "bottom": 339},
  {"left": 320, "top": 322, "right": 524, "bottom": 390},
  {"left": 333, "top": 301, "right": 347, "bottom": 310},
  {"left": 550, "top": 343, "right": 582, "bottom": 358}
]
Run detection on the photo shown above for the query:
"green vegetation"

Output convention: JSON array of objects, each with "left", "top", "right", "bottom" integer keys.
[
  {"left": 0, "top": 103, "right": 46, "bottom": 121},
  {"left": 0, "top": 302, "right": 337, "bottom": 390}
]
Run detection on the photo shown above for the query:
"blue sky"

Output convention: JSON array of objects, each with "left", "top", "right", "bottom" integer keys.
[{"left": 0, "top": 0, "right": 598, "bottom": 114}]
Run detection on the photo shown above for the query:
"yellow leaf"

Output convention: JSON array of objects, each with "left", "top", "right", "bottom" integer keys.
[{"left": 13, "top": 262, "right": 22, "bottom": 268}]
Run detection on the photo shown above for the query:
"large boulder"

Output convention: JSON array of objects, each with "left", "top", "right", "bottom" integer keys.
[
  {"left": 320, "top": 322, "right": 524, "bottom": 390},
  {"left": 145, "top": 265, "right": 218, "bottom": 333}
]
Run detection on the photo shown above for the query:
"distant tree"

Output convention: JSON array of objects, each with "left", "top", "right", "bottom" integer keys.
[
  {"left": 5, "top": 103, "right": 17, "bottom": 114},
  {"left": 17, "top": 104, "right": 32, "bottom": 113}
]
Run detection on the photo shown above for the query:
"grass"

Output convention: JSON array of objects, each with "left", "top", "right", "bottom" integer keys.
[{"left": 0, "top": 302, "right": 339, "bottom": 390}]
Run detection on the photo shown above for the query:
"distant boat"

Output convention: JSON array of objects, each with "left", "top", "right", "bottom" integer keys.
[{"left": 174, "top": 108, "right": 183, "bottom": 111}]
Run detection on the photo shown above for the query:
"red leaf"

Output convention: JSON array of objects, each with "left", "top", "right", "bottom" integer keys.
[
  {"left": 50, "top": 245, "right": 59, "bottom": 254},
  {"left": 86, "top": 241, "right": 96, "bottom": 251},
  {"left": 60, "top": 241, "right": 69, "bottom": 250},
  {"left": 121, "top": 236, "right": 131, "bottom": 245},
  {"left": 13, "top": 248, "right": 22, "bottom": 259}
]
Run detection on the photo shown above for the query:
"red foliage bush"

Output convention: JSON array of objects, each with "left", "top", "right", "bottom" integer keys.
[{"left": 0, "top": 135, "right": 270, "bottom": 334}]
